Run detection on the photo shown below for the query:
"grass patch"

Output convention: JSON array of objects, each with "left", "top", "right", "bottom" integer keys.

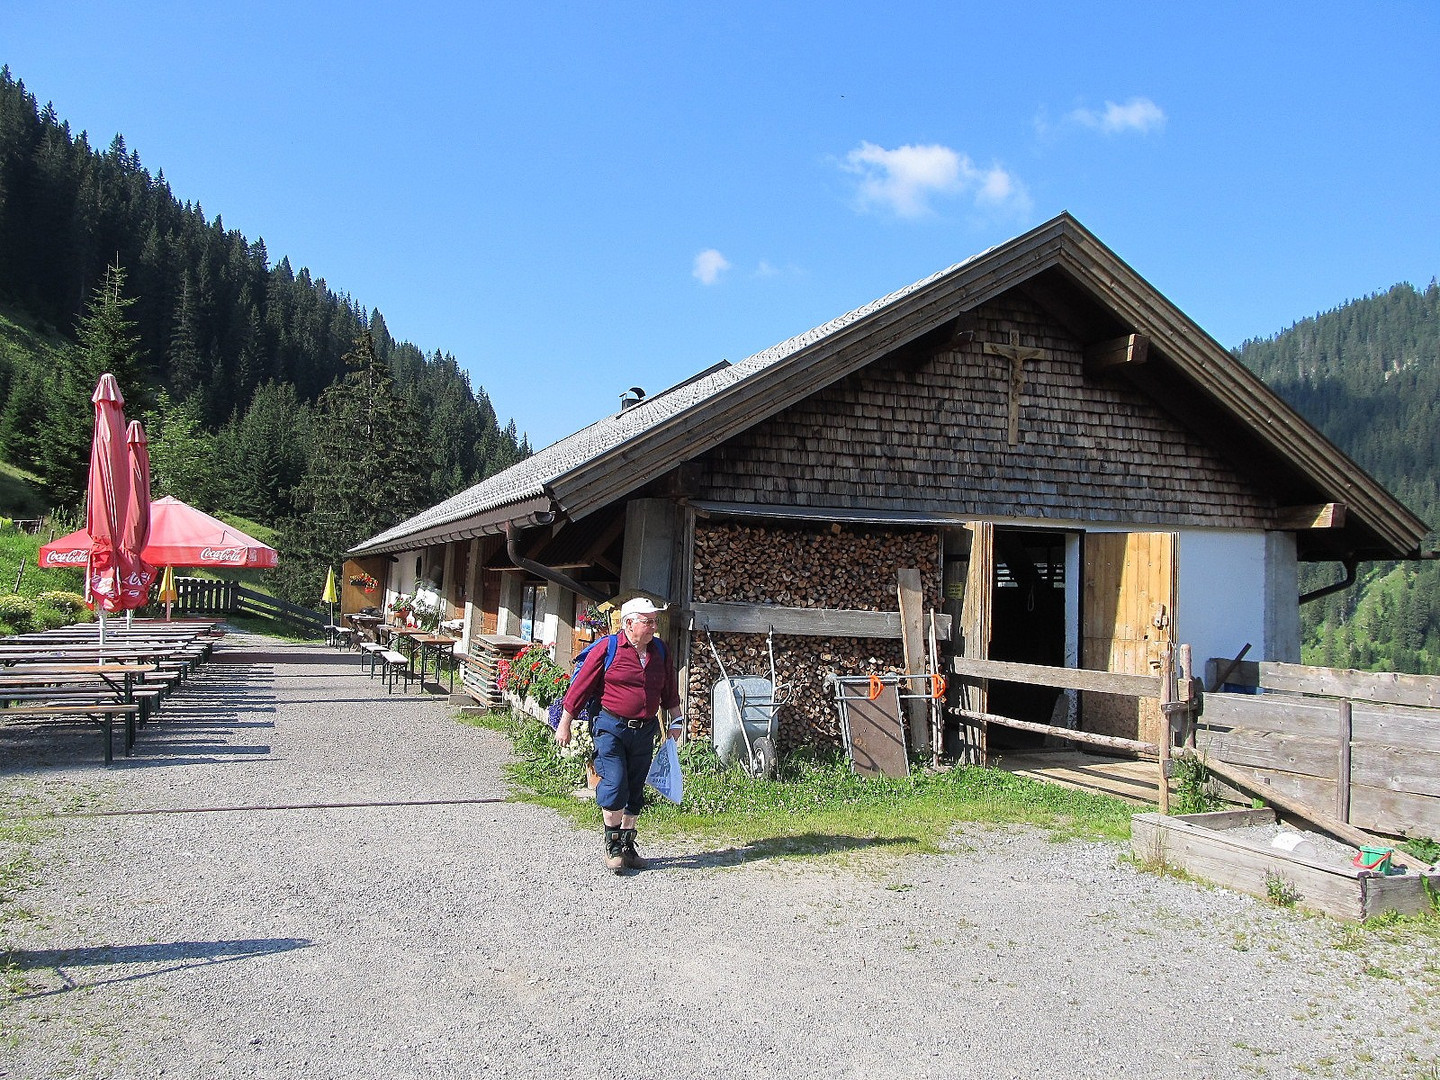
[
  {"left": 0, "top": 461, "right": 49, "bottom": 522},
  {"left": 222, "top": 612, "right": 322, "bottom": 642},
  {"left": 462, "top": 710, "right": 1139, "bottom": 862}
]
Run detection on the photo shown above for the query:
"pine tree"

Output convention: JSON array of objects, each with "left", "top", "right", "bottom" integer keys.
[
  {"left": 270, "top": 330, "right": 424, "bottom": 604},
  {"left": 37, "top": 257, "right": 145, "bottom": 506}
]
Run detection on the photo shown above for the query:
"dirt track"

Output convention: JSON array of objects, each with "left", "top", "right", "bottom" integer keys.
[{"left": 2, "top": 635, "right": 1436, "bottom": 1079}]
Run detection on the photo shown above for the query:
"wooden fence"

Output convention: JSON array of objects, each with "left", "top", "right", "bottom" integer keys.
[
  {"left": 949, "top": 647, "right": 1199, "bottom": 814},
  {"left": 1198, "top": 660, "right": 1440, "bottom": 839},
  {"left": 170, "top": 577, "right": 326, "bottom": 635},
  {"left": 947, "top": 647, "right": 1439, "bottom": 839}
]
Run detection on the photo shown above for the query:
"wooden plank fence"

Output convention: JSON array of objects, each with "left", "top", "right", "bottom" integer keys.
[
  {"left": 948, "top": 647, "right": 1439, "bottom": 839},
  {"left": 1199, "top": 660, "right": 1440, "bottom": 839},
  {"left": 169, "top": 577, "right": 326, "bottom": 634}
]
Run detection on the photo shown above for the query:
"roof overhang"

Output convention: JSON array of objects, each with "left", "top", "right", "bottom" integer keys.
[{"left": 347, "top": 495, "right": 555, "bottom": 557}]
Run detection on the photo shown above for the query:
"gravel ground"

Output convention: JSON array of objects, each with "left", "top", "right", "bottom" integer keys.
[{"left": 2, "top": 633, "right": 1437, "bottom": 1080}]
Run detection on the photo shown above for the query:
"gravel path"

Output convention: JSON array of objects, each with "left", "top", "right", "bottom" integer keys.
[{"left": 2, "top": 634, "right": 1437, "bottom": 1080}]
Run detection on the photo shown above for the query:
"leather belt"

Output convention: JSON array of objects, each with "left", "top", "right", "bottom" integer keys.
[{"left": 604, "top": 711, "right": 654, "bottom": 729}]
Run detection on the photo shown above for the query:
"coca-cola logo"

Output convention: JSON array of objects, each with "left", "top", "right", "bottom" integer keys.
[
  {"left": 201, "top": 547, "right": 246, "bottom": 563},
  {"left": 45, "top": 550, "right": 89, "bottom": 566}
]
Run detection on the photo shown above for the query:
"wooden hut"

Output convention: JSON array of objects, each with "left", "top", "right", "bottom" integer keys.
[{"left": 349, "top": 213, "right": 1431, "bottom": 760}]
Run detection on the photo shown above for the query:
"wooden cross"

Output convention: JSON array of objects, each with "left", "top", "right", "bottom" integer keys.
[{"left": 982, "top": 330, "right": 1046, "bottom": 446}]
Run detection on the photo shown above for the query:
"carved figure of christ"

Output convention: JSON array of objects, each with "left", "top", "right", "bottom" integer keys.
[{"left": 982, "top": 330, "right": 1046, "bottom": 446}]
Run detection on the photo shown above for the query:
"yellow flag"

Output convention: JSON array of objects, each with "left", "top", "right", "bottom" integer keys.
[{"left": 322, "top": 566, "right": 339, "bottom": 604}]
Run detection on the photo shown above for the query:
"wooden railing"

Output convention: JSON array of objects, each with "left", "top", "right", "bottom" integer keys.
[
  {"left": 949, "top": 647, "right": 1200, "bottom": 813},
  {"left": 169, "top": 577, "right": 326, "bottom": 635},
  {"left": 946, "top": 648, "right": 1439, "bottom": 838}
]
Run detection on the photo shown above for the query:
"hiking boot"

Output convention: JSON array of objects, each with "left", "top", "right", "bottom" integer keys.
[
  {"left": 620, "top": 828, "right": 647, "bottom": 870},
  {"left": 603, "top": 826, "right": 625, "bottom": 873}
]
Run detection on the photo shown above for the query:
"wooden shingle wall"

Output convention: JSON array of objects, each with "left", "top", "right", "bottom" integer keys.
[{"left": 690, "top": 293, "right": 1275, "bottom": 527}]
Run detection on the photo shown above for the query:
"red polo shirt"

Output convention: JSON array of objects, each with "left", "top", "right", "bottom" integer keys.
[{"left": 563, "top": 634, "right": 680, "bottom": 721}]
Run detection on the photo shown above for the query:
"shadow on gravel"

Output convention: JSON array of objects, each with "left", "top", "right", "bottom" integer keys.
[
  {"left": 647, "top": 833, "right": 918, "bottom": 870},
  {"left": 2, "top": 937, "right": 313, "bottom": 999}
]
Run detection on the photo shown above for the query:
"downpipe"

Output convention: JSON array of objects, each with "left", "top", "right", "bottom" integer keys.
[{"left": 504, "top": 518, "right": 611, "bottom": 605}]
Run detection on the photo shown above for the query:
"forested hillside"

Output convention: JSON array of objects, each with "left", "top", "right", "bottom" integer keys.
[
  {"left": 0, "top": 67, "right": 528, "bottom": 603},
  {"left": 1235, "top": 280, "right": 1440, "bottom": 674}
]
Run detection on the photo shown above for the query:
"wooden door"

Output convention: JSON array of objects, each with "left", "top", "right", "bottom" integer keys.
[
  {"left": 956, "top": 521, "right": 994, "bottom": 765},
  {"left": 1081, "top": 532, "right": 1175, "bottom": 750}
]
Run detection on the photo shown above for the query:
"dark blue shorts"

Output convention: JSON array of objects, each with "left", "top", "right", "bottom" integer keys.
[{"left": 592, "top": 711, "right": 658, "bottom": 815}]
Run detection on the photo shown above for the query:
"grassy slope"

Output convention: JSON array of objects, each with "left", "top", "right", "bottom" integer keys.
[{"left": 0, "top": 304, "right": 69, "bottom": 521}]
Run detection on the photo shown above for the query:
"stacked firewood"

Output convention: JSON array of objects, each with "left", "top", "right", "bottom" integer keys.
[
  {"left": 692, "top": 522, "right": 940, "bottom": 609},
  {"left": 688, "top": 521, "right": 938, "bottom": 749},
  {"left": 688, "top": 632, "right": 904, "bottom": 752}
]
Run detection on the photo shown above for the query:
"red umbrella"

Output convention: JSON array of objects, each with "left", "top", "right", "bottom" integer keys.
[
  {"left": 41, "top": 496, "right": 279, "bottom": 570},
  {"left": 84, "top": 374, "right": 133, "bottom": 615},
  {"left": 117, "top": 420, "right": 157, "bottom": 610}
]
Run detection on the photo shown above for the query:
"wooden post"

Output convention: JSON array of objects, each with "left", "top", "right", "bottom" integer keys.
[
  {"left": 1177, "top": 644, "right": 1197, "bottom": 750},
  {"left": 896, "top": 568, "right": 930, "bottom": 758},
  {"left": 1336, "top": 698, "right": 1353, "bottom": 823},
  {"left": 1157, "top": 644, "right": 1174, "bottom": 814}
]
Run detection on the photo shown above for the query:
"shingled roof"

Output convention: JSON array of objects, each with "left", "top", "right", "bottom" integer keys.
[{"left": 351, "top": 213, "right": 1430, "bottom": 561}]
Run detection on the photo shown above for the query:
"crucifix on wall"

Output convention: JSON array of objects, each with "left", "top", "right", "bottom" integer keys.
[{"left": 982, "top": 329, "right": 1046, "bottom": 446}]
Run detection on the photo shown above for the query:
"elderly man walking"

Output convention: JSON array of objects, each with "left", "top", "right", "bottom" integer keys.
[{"left": 556, "top": 597, "right": 684, "bottom": 872}]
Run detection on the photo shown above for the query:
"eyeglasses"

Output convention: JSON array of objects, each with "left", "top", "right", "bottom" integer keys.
[{"left": 629, "top": 616, "right": 658, "bottom": 626}]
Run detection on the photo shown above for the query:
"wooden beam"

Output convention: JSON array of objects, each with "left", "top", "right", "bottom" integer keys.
[
  {"left": 1083, "top": 333, "right": 1149, "bottom": 373},
  {"left": 951, "top": 654, "right": 1163, "bottom": 698},
  {"left": 692, "top": 601, "right": 951, "bottom": 639},
  {"left": 1274, "top": 503, "right": 1346, "bottom": 530},
  {"left": 952, "top": 707, "right": 1158, "bottom": 756},
  {"left": 1258, "top": 662, "right": 1440, "bottom": 708},
  {"left": 896, "top": 569, "right": 929, "bottom": 756}
]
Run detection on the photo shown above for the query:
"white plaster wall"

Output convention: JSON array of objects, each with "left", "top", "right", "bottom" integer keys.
[{"left": 1176, "top": 530, "right": 1268, "bottom": 671}]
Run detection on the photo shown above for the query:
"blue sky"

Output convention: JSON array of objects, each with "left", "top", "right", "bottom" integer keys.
[{"left": 7, "top": 3, "right": 1438, "bottom": 448}]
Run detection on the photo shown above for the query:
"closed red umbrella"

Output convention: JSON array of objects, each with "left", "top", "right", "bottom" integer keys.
[
  {"left": 118, "top": 420, "right": 157, "bottom": 610},
  {"left": 84, "top": 374, "right": 132, "bottom": 615}
]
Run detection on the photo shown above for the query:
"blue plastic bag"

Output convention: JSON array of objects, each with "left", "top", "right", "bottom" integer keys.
[{"left": 646, "top": 736, "right": 683, "bottom": 804}]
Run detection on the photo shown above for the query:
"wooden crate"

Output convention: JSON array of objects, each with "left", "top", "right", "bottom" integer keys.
[
  {"left": 1131, "top": 808, "right": 1439, "bottom": 923},
  {"left": 462, "top": 634, "right": 530, "bottom": 708}
]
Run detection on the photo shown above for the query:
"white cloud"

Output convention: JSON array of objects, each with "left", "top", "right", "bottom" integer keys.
[
  {"left": 841, "top": 141, "right": 1028, "bottom": 218},
  {"left": 692, "top": 248, "right": 732, "bottom": 285},
  {"left": 1068, "top": 97, "right": 1166, "bottom": 135}
]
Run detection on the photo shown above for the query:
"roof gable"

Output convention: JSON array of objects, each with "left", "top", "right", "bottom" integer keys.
[{"left": 352, "top": 213, "right": 1429, "bottom": 560}]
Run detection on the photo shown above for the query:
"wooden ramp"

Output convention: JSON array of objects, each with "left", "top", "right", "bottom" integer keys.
[{"left": 993, "top": 749, "right": 1160, "bottom": 805}]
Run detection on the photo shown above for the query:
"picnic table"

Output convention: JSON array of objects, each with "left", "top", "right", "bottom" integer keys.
[
  {"left": 0, "top": 661, "right": 160, "bottom": 762},
  {"left": 0, "top": 619, "right": 222, "bottom": 761}
]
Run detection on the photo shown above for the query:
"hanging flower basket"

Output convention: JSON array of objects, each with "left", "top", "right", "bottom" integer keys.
[{"left": 349, "top": 572, "right": 379, "bottom": 591}]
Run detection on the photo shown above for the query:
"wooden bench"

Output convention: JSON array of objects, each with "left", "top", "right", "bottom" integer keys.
[
  {"left": 379, "top": 650, "right": 415, "bottom": 693},
  {"left": 0, "top": 703, "right": 142, "bottom": 763}
]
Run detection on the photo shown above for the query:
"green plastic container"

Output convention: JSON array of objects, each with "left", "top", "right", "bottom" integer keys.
[{"left": 1353, "top": 845, "right": 1393, "bottom": 873}]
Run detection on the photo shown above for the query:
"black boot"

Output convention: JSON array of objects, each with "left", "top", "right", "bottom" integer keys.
[
  {"left": 620, "top": 828, "right": 647, "bottom": 871},
  {"left": 603, "top": 825, "right": 625, "bottom": 873}
]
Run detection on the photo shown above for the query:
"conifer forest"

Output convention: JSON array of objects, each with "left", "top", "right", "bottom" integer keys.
[
  {"left": 0, "top": 68, "right": 529, "bottom": 603},
  {"left": 0, "top": 66, "right": 1436, "bottom": 671}
]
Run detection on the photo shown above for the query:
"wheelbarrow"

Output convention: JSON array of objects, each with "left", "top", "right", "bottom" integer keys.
[{"left": 707, "top": 629, "right": 785, "bottom": 779}]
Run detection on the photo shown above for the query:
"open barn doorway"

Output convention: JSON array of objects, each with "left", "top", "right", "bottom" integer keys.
[
  {"left": 942, "top": 525, "right": 1075, "bottom": 759},
  {"left": 987, "top": 529, "right": 1071, "bottom": 749}
]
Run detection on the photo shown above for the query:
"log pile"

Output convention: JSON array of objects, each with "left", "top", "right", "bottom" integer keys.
[
  {"left": 688, "top": 521, "right": 939, "bottom": 748},
  {"left": 688, "top": 632, "right": 904, "bottom": 751}
]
